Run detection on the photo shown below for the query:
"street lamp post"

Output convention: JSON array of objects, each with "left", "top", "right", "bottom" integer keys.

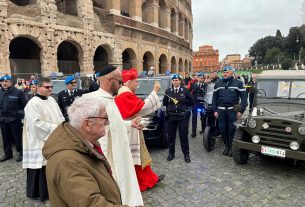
[{"left": 297, "top": 37, "right": 303, "bottom": 69}]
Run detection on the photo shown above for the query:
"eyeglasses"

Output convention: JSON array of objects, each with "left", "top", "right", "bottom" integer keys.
[
  {"left": 41, "top": 86, "right": 53, "bottom": 89},
  {"left": 87, "top": 116, "right": 109, "bottom": 124},
  {"left": 70, "top": 81, "right": 77, "bottom": 84},
  {"left": 108, "top": 77, "right": 123, "bottom": 85}
]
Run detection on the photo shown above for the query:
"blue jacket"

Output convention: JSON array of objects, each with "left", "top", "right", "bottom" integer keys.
[{"left": 212, "top": 76, "right": 247, "bottom": 113}]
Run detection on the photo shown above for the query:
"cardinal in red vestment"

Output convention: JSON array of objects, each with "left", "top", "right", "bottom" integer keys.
[{"left": 115, "top": 68, "right": 165, "bottom": 191}]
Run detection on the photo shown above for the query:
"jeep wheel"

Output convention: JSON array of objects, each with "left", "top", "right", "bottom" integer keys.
[
  {"left": 203, "top": 126, "right": 216, "bottom": 152},
  {"left": 232, "top": 128, "right": 250, "bottom": 164}
]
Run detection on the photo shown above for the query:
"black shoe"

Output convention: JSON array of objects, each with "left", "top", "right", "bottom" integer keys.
[
  {"left": 223, "top": 148, "right": 229, "bottom": 156},
  {"left": 228, "top": 148, "right": 232, "bottom": 157},
  {"left": 0, "top": 154, "right": 13, "bottom": 162},
  {"left": 199, "top": 130, "right": 204, "bottom": 134},
  {"left": 157, "top": 174, "right": 165, "bottom": 183},
  {"left": 191, "top": 134, "right": 196, "bottom": 138},
  {"left": 16, "top": 154, "right": 22, "bottom": 162},
  {"left": 167, "top": 154, "right": 175, "bottom": 161},
  {"left": 184, "top": 154, "right": 191, "bottom": 163}
]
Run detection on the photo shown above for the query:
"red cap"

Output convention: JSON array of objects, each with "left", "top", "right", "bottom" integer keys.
[{"left": 122, "top": 68, "right": 138, "bottom": 83}]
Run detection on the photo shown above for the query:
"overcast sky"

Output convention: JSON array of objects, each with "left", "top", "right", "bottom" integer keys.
[{"left": 192, "top": 0, "right": 304, "bottom": 60}]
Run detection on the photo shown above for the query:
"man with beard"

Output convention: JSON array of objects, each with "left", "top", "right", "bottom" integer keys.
[
  {"left": 212, "top": 66, "right": 247, "bottom": 157},
  {"left": 84, "top": 65, "right": 144, "bottom": 206}
]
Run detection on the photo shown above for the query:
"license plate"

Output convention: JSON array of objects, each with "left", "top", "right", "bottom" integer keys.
[{"left": 261, "top": 146, "right": 286, "bottom": 158}]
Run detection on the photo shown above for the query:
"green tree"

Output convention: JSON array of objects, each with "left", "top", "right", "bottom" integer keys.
[
  {"left": 281, "top": 58, "right": 293, "bottom": 70},
  {"left": 265, "top": 47, "right": 281, "bottom": 64},
  {"left": 276, "top": 29, "right": 282, "bottom": 38}
]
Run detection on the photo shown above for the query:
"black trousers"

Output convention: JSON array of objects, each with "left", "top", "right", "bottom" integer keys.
[
  {"left": 168, "top": 117, "right": 190, "bottom": 155},
  {"left": 191, "top": 104, "right": 206, "bottom": 135},
  {"left": 26, "top": 167, "right": 49, "bottom": 202},
  {"left": 218, "top": 109, "right": 237, "bottom": 149},
  {"left": 249, "top": 93, "right": 255, "bottom": 110},
  {"left": 0, "top": 120, "right": 22, "bottom": 156}
]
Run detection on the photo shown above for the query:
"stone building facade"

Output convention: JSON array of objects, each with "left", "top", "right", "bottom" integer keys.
[
  {"left": 0, "top": 0, "right": 193, "bottom": 76},
  {"left": 192, "top": 45, "right": 219, "bottom": 72}
]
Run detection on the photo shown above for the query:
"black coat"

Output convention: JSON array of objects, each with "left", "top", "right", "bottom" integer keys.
[
  {"left": 0, "top": 87, "right": 27, "bottom": 123},
  {"left": 57, "top": 89, "right": 84, "bottom": 119}
]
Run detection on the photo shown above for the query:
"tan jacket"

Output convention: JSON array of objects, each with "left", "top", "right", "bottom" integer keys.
[{"left": 42, "top": 122, "right": 129, "bottom": 207}]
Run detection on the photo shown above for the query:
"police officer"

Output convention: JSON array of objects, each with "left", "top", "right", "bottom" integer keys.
[
  {"left": 212, "top": 66, "right": 247, "bottom": 156},
  {"left": 0, "top": 75, "right": 27, "bottom": 162},
  {"left": 163, "top": 74, "right": 194, "bottom": 163},
  {"left": 190, "top": 73, "right": 207, "bottom": 137},
  {"left": 57, "top": 76, "right": 83, "bottom": 121}
]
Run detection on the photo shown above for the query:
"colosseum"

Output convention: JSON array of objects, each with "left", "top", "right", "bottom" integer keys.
[{"left": 0, "top": 0, "right": 193, "bottom": 77}]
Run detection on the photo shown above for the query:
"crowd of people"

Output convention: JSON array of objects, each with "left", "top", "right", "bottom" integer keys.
[{"left": 0, "top": 66, "right": 257, "bottom": 206}]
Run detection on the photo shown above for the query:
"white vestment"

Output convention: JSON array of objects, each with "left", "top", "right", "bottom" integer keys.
[
  {"left": 22, "top": 96, "right": 65, "bottom": 169},
  {"left": 84, "top": 88, "right": 144, "bottom": 206}
]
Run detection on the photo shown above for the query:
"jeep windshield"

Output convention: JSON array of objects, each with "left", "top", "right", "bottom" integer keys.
[
  {"left": 136, "top": 78, "right": 171, "bottom": 96},
  {"left": 257, "top": 80, "right": 305, "bottom": 99}
]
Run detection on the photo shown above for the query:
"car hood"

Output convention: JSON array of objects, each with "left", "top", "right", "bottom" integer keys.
[{"left": 253, "top": 100, "right": 305, "bottom": 122}]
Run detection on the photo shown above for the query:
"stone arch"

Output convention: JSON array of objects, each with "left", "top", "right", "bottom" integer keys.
[
  {"left": 9, "top": 36, "right": 42, "bottom": 74},
  {"left": 158, "top": 0, "right": 168, "bottom": 29},
  {"left": 170, "top": 8, "right": 177, "bottom": 33},
  {"left": 178, "top": 58, "right": 183, "bottom": 72},
  {"left": 142, "top": 0, "right": 149, "bottom": 23},
  {"left": 9, "top": 0, "right": 36, "bottom": 6},
  {"left": 92, "top": 0, "right": 106, "bottom": 9},
  {"left": 122, "top": 48, "right": 137, "bottom": 70},
  {"left": 143, "top": 51, "right": 154, "bottom": 72},
  {"left": 178, "top": 13, "right": 183, "bottom": 36},
  {"left": 184, "top": 19, "right": 189, "bottom": 40},
  {"left": 120, "top": 0, "right": 130, "bottom": 17},
  {"left": 57, "top": 40, "right": 83, "bottom": 74},
  {"left": 170, "top": 56, "right": 177, "bottom": 73},
  {"left": 93, "top": 44, "right": 113, "bottom": 72},
  {"left": 184, "top": 59, "right": 188, "bottom": 73},
  {"left": 158, "top": 54, "right": 168, "bottom": 74},
  {"left": 55, "top": 0, "right": 78, "bottom": 16}
]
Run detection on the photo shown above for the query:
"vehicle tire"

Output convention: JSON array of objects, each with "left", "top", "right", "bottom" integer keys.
[
  {"left": 232, "top": 128, "right": 250, "bottom": 164},
  {"left": 203, "top": 126, "right": 216, "bottom": 152}
]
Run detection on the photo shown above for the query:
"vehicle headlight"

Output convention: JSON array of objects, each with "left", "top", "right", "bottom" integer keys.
[
  {"left": 248, "top": 118, "right": 257, "bottom": 128},
  {"left": 290, "top": 141, "right": 300, "bottom": 150},
  {"left": 252, "top": 135, "right": 260, "bottom": 144},
  {"left": 298, "top": 126, "right": 305, "bottom": 135}
]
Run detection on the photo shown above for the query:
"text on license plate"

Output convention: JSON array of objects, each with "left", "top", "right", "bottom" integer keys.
[{"left": 261, "top": 146, "right": 286, "bottom": 158}]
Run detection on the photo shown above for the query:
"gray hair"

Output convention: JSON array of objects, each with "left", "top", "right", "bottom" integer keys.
[{"left": 67, "top": 96, "right": 106, "bottom": 130}]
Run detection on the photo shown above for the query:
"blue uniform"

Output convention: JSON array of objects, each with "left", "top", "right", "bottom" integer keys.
[
  {"left": 212, "top": 76, "right": 247, "bottom": 155},
  {"left": 0, "top": 87, "right": 27, "bottom": 160},
  {"left": 163, "top": 86, "right": 194, "bottom": 160}
]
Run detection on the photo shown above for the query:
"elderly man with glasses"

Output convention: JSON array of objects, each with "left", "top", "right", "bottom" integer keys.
[
  {"left": 23, "top": 77, "right": 65, "bottom": 202},
  {"left": 42, "top": 96, "right": 142, "bottom": 207},
  {"left": 84, "top": 65, "right": 144, "bottom": 206},
  {"left": 57, "top": 76, "right": 84, "bottom": 121}
]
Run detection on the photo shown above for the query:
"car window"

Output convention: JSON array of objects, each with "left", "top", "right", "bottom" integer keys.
[
  {"left": 290, "top": 81, "right": 305, "bottom": 99},
  {"left": 136, "top": 78, "right": 171, "bottom": 95}
]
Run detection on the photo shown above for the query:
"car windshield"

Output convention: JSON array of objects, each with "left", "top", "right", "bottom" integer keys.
[
  {"left": 257, "top": 80, "right": 305, "bottom": 99},
  {"left": 136, "top": 78, "right": 171, "bottom": 95}
]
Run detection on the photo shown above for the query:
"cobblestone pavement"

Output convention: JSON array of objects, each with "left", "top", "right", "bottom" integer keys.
[{"left": 1, "top": 132, "right": 305, "bottom": 207}]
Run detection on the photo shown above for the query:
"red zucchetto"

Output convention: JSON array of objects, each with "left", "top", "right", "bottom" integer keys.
[{"left": 122, "top": 68, "right": 138, "bottom": 83}]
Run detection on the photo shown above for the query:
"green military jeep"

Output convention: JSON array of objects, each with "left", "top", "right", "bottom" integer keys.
[{"left": 232, "top": 70, "right": 305, "bottom": 164}]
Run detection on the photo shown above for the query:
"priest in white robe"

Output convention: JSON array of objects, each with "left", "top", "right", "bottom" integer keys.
[
  {"left": 84, "top": 65, "right": 144, "bottom": 207},
  {"left": 22, "top": 77, "right": 65, "bottom": 201}
]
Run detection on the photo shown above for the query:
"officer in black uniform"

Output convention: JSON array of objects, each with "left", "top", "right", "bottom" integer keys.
[
  {"left": 212, "top": 66, "right": 247, "bottom": 156},
  {"left": 190, "top": 73, "right": 207, "bottom": 137},
  {"left": 57, "top": 76, "right": 83, "bottom": 121},
  {"left": 0, "top": 75, "right": 27, "bottom": 162},
  {"left": 163, "top": 74, "right": 194, "bottom": 163}
]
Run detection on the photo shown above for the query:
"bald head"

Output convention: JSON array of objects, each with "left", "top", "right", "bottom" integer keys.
[{"left": 98, "top": 68, "right": 123, "bottom": 96}]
